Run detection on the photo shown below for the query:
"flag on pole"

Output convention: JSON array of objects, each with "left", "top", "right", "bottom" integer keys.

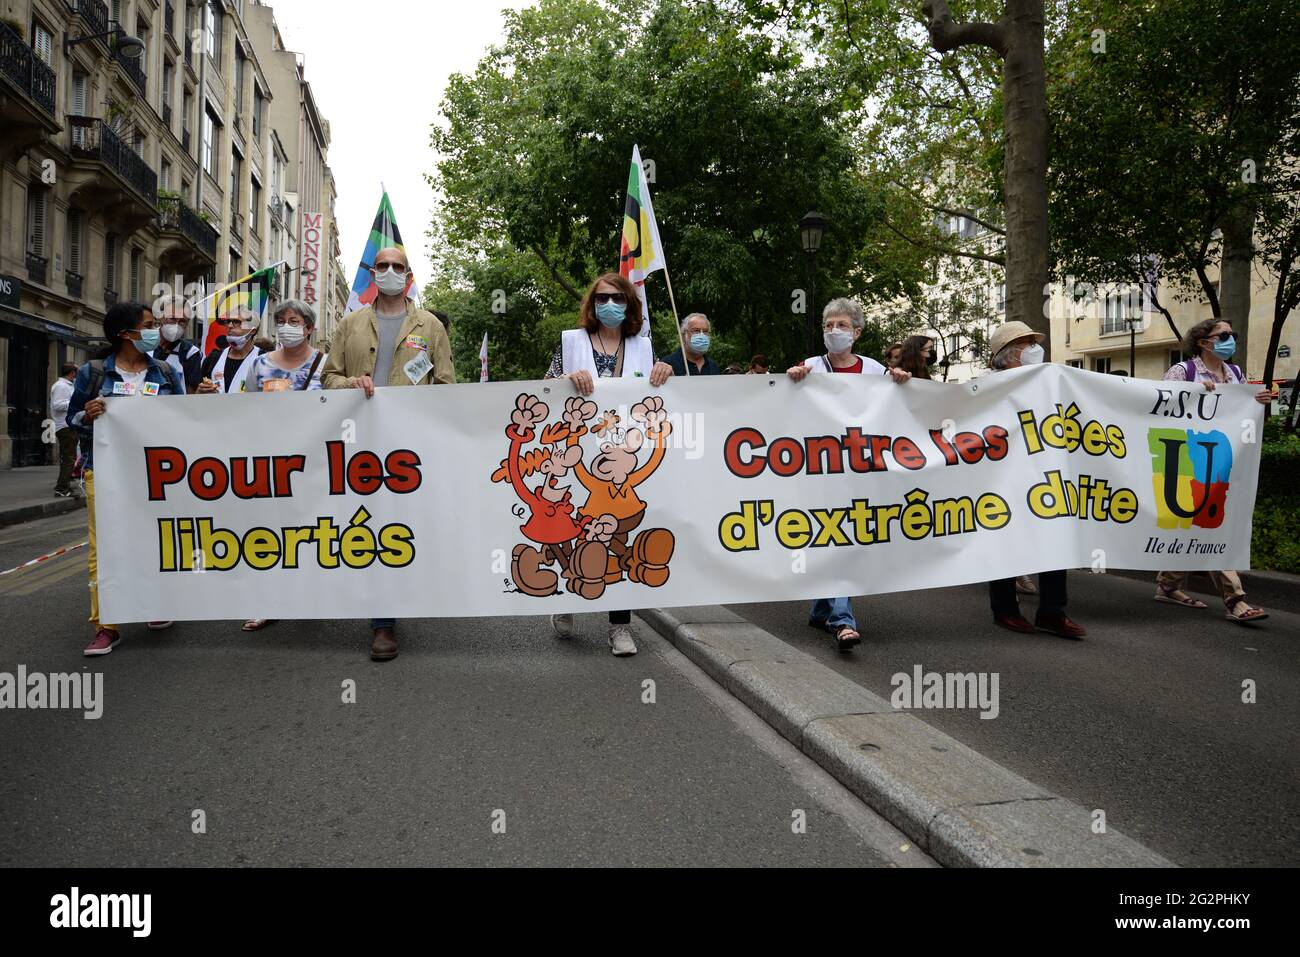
[
  {"left": 479, "top": 332, "right": 490, "bottom": 383},
  {"left": 197, "top": 264, "right": 280, "bottom": 356},
  {"left": 347, "top": 190, "right": 420, "bottom": 315},
  {"left": 619, "top": 144, "right": 666, "bottom": 338}
]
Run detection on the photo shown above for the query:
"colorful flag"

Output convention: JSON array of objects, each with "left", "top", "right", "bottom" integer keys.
[
  {"left": 619, "top": 144, "right": 666, "bottom": 337},
  {"left": 347, "top": 191, "right": 420, "bottom": 315},
  {"left": 479, "top": 332, "right": 490, "bottom": 383},
  {"left": 197, "top": 264, "right": 280, "bottom": 356}
]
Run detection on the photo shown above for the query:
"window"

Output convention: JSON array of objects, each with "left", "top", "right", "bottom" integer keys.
[
  {"left": 230, "top": 151, "right": 242, "bottom": 205},
  {"left": 995, "top": 282, "right": 1006, "bottom": 314},
  {"left": 104, "top": 233, "right": 120, "bottom": 293},
  {"left": 1102, "top": 287, "right": 1142, "bottom": 334},
  {"left": 205, "top": 2, "right": 221, "bottom": 60},
  {"left": 161, "top": 159, "right": 172, "bottom": 191},
  {"left": 235, "top": 50, "right": 245, "bottom": 106},
  {"left": 229, "top": 251, "right": 240, "bottom": 281},
  {"left": 130, "top": 248, "right": 143, "bottom": 300},
  {"left": 26, "top": 187, "right": 48, "bottom": 257},
  {"left": 72, "top": 73, "right": 89, "bottom": 116},
  {"left": 252, "top": 89, "right": 264, "bottom": 137},
  {"left": 1169, "top": 349, "right": 1184, "bottom": 369},
  {"left": 132, "top": 131, "right": 145, "bottom": 158},
  {"left": 202, "top": 107, "right": 218, "bottom": 176},
  {"left": 1067, "top": 359, "right": 1083, "bottom": 369},
  {"left": 250, "top": 180, "right": 261, "bottom": 228},
  {"left": 182, "top": 178, "right": 192, "bottom": 203},
  {"left": 31, "top": 21, "right": 53, "bottom": 65},
  {"left": 67, "top": 209, "right": 84, "bottom": 276},
  {"left": 163, "top": 62, "right": 174, "bottom": 113},
  {"left": 1093, "top": 357, "right": 1112, "bottom": 375}
]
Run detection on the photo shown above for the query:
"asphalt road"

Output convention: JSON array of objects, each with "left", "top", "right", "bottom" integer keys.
[
  {"left": 727, "top": 569, "right": 1300, "bottom": 867},
  {"left": 0, "top": 512, "right": 926, "bottom": 868}
]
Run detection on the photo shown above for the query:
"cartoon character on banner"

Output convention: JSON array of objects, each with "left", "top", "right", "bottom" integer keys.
[{"left": 492, "top": 394, "right": 675, "bottom": 600}]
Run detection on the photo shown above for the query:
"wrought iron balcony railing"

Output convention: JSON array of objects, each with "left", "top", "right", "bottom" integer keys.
[
  {"left": 68, "top": 115, "right": 159, "bottom": 204},
  {"left": 0, "top": 20, "right": 56, "bottom": 117}
]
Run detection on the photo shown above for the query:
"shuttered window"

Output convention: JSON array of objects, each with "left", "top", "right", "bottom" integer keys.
[
  {"left": 130, "top": 249, "right": 142, "bottom": 300},
  {"left": 67, "top": 210, "right": 84, "bottom": 275},
  {"left": 105, "top": 234, "right": 119, "bottom": 293},
  {"left": 26, "top": 187, "right": 47, "bottom": 256}
]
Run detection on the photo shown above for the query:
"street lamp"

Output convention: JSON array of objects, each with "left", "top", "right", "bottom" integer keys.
[
  {"left": 800, "top": 210, "right": 827, "bottom": 356},
  {"left": 65, "top": 20, "right": 145, "bottom": 59}
]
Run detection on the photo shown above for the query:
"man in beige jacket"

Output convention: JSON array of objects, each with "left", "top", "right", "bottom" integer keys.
[{"left": 323, "top": 246, "right": 456, "bottom": 661}]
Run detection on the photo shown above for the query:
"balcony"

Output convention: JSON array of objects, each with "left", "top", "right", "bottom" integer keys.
[
  {"left": 115, "top": 46, "right": 146, "bottom": 93},
  {"left": 66, "top": 0, "right": 111, "bottom": 55},
  {"left": 66, "top": 272, "right": 84, "bottom": 299},
  {"left": 0, "top": 20, "right": 58, "bottom": 127},
  {"left": 157, "top": 195, "right": 218, "bottom": 266},
  {"left": 67, "top": 116, "right": 158, "bottom": 226},
  {"left": 26, "top": 252, "right": 49, "bottom": 285}
]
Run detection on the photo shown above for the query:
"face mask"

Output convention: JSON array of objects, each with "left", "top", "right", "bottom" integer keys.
[
  {"left": 227, "top": 332, "right": 251, "bottom": 350},
  {"left": 277, "top": 325, "right": 307, "bottom": 347},
  {"left": 162, "top": 323, "right": 185, "bottom": 344},
  {"left": 595, "top": 302, "right": 626, "bottom": 328},
  {"left": 926, "top": 352, "right": 938, "bottom": 366},
  {"left": 689, "top": 333, "right": 711, "bottom": 354},
  {"left": 1211, "top": 336, "right": 1236, "bottom": 360},
  {"left": 374, "top": 267, "right": 408, "bottom": 297},
  {"left": 824, "top": 330, "right": 854, "bottom": 354},
  {"left": 1020, "top": 343, "right": 1045, "bottom": 365},
  {"left": 132, "top": 329, "right": 161, "bottom": 353}
]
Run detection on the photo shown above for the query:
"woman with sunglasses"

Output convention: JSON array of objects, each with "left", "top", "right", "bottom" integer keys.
[
  {"left": 1155, "top": 318, "right": 1272, "bottom": 624},
  {"left": 543, "top": 272, "right": 673, "bottom": 657}
]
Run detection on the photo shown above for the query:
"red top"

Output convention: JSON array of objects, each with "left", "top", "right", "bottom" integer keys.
[{"left": 831, "top": 357, "right": 864, "bottom": 374}]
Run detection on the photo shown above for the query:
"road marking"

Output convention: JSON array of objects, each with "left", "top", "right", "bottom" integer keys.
[
  {"left": 0, "top": 520, "right": 86, "bottom": 548},
  {"left": 7, "top": 557, "right": 87, "bottom": 596}
]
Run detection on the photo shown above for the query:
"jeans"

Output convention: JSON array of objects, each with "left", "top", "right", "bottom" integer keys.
[
  {"left": 810, "top": 597, "right": 857, "bottom": 631},
  {"left": 371, "top": 618, "right": 396, "bottom": 630},
  {"left": 990, "top": 570, "right": 1067, "bottom": 619}
]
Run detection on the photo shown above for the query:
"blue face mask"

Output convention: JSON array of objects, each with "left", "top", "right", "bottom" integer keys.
[
  {"left": 689, "top": 333, "right": 711, "bottom": 354},
  {"left": 1211, "top": 336, "right": 1236, "bottom": 360},
  {"left": 132, "top": 328, "right": 161, "bottom": 354},
  {"left": 595, "top": 302, "right": 626, "bottom": 328}
]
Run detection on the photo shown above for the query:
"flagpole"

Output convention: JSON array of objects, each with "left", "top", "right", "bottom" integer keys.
[{"left": 660, "top": 266, "right": 689, "bottom": 377}]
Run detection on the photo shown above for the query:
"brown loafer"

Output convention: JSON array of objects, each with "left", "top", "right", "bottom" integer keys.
[
  {"left": 370, "top": 627, "right": 398, "bottom": 661},
  {"left": 994, "top": 614, "right": 1035, "bottom": 634},
  {"left": 1035, "top": 614, "right": 1087, "bottom": 639}
]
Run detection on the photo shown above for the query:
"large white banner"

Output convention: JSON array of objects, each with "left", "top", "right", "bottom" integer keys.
[{"left": 95, "top": 365, "right": 1263, "bottom": 622}]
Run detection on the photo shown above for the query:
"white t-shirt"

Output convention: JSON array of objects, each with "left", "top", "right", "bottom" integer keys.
[{"left": 115, "top": 368, "right": 148, "bottom": 396}]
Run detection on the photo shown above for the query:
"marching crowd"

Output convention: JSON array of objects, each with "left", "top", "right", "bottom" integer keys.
[{"left": 50, "top": 247, "right": 1272, "bottom": 662}]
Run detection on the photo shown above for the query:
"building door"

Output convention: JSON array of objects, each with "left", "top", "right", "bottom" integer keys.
[{"left": 4, "top": 326, "right": 50, "bottom": 467}]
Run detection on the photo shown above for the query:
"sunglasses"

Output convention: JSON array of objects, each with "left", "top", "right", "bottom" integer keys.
[
  {"left": 1203, "top": 331, "right": 1234, "bottom": 342},
  {"left": 594, "top": 293, "right": 627, "bottom": 305}
]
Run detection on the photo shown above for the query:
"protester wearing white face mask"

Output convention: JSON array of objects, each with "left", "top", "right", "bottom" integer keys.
[
  {"left": 152, "top": 295, "right": 204, "bottom": 393},
  {"left": 196, "top": 306, "right": 263, "bottom": 394},
  {"left": 985, "top": 321, "right": 1088, "bottom": 639},
  {"left": 245, "top": 300, "right": 325, "bottom": 394},
  {"left": 786, "top": 298, "right": 911, "bottom": 651}
]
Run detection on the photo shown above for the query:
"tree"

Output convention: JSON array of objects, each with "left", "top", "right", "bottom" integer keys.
[
  {"left": 921, "top": 0, "right": 1052, "bottom": 349},
  {"left": 428, "top": 0, "right": 931, "bottom": 375},
  {"left": 1049, "top": 0, "right": 1300, "bottom": 377}
]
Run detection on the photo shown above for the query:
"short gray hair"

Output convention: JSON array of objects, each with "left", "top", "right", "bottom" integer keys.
[
  {"left": 680, "top": 312, "right": 710, "bottom": 334},
  {"left": 822, "top": 298, "right": 864, "bottom": 332},
  {"left": 153, "top": 294, "right": 189, "bottom": 318},
  {"left": 990, "top": 345, "right": 1019, "bottom": 370},
  {"left": 274, "top": 299, "right": 316, "bottom": 328}
]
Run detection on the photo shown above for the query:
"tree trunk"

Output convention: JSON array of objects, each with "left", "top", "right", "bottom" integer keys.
[
  {"left": 1218, "top": 204, "right": 1255, "bottom": 377},
  {"left": 923, "top": 0, "right": 1049, "bottom": 353},
  {"left": 1001, "top": 0, "right": 1050, "bottom": 353}
]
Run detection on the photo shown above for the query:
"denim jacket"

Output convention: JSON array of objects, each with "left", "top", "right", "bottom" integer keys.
[{"left": 66, "top": 354, "right": 183, "bottom": 471}]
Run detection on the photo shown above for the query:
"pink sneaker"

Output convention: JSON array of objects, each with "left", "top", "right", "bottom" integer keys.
[{"left": 84, "top": 629, "right": 121, "bottom": 657}]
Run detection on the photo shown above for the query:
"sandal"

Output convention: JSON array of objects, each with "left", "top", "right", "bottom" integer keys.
[
  {"left": 1154, "top": 587, "right": 1208, "bottom": 609},
  {"left": 242, "top": 618, "right": 276, "bottom": 632},
  {"left": 833, "top": 625, "right": 861, "bottom": 651},
  {"left": 1224, "top": 597, "right": 1268, "bottom": 624}
]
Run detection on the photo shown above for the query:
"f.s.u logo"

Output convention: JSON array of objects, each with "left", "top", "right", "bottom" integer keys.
[{"left": 1147, "top": 428, "right": 1233, "bottom": 529}]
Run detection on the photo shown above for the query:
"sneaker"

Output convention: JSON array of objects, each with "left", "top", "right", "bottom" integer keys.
[
  {"left": 53, "top": 489, "right": 71, "bottom": 498},
  {"left": 84, "top": 629, "right": 121, "bottom": 656},
  {"left": 551, "top": 613, "right": 574, "bottom": 638},
  {"left": 608, "top": 624, "right": 638, "bottom": 657},
  {"left": 1015, "top": 575, "right": 1038, "bottom": 595},
  {"left": 147, "top": 621, "right": 174, "bottom": 631}
]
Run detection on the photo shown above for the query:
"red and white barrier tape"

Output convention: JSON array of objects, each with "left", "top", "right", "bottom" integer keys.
[{"left": 0, "top": 541, "right": 89, "bottom": 578}]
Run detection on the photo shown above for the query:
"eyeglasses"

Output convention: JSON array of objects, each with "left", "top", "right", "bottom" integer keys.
[
  {"left": 1204, "top": 331, "right": 1234, "bottom": 342},
  {"left": 373, "top": 264, "right": 408, "bottom": 276},
  {"left": 594, "top": 293, "right": 627, "bottom": 305},
  {"left": 275, "top": 317, "right": 306, "bottom": 327}
]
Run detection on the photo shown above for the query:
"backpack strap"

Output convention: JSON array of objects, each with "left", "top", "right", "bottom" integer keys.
[
  {"left": 1183, "top": 359, "right": 1198, "bottom": 382},
  {"left": 1229, "top": 363, "right": 1244, "bottom": 383},
  {"left": 84, "top": 360, "right": 106, "bottom": 401}
]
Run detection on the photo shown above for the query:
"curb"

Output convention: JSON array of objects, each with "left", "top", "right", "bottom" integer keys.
[
  {"left": 0, "top": 496, "right": 85, "bottom": 531},
  {"left": 638, "top": 605, "right": 1174, "bottom": 869},
  {"left": 1106, "top": 567, "right": 1300, "bottom": 615}
]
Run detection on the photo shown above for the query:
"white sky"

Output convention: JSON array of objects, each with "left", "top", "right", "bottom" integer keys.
[{"left": 262, "top": 0, "right": 532, "bottom": 285}]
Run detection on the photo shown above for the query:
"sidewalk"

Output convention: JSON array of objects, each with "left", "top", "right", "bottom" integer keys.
[{"left": 0, "top": 466, "right": 85, "bottom": 529}]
